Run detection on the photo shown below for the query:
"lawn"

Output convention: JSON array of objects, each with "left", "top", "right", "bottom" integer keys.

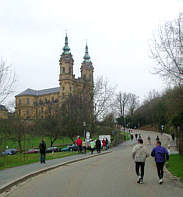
[
  {"left": 0, "top": 151, "right": 77, "bottom": 170},
  {"left": 167, "top": 154, "right": 183, "bottom": 180},
  {"left": 0, "top": 136, "right": 76, "bottom": 151}
]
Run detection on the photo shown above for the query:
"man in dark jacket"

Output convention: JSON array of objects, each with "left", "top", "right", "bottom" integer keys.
[
  {"left": 96, "top": 138, "right": 101, "bottom": 153},
  {"left": 39, "top": 138, "right": 46, "bottom": 164},
  {"left": 151, "top": 141, "right": 169, "bottom": 184}
]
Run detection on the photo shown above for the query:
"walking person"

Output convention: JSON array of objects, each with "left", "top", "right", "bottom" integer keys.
[
  {"left": 151, "top": 141, "right": 169, "bottom": 184},
  {"left": 39, "top": 138, "right": 46, "bottom": 164},
  {"left": 105, "top": 138, "right": 109, "bottom": 150},
  {"left": 82, "top": 139, "right": 87, "bottom": 154},
  {"left": 96, "top": 138, "right": 101, "bottom": 153},
  {"left": 102, "top": 139, "right": 106, "bottom": 150},
  {"left": 90, "top": 140, "right": 95, "bottom": 154},
  {"left": 76, "top": 136, "right": 82, "bottom": 153},
  {"left": 156, "top": 135, "right": 160, "bottom": 142},
  {"left": 147, "top": 136, "right": 151, "bottom": 145},
  {"left": 132, "top": 138, "right": 149, "bottom": 184}
]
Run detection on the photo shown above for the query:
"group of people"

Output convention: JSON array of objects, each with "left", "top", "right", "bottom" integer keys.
[
  {"left": 132, "top": 138, "right": 169, "bottom": 184},
  {"left": 75, "top": 136, "right": 109, "bottom": 154}
]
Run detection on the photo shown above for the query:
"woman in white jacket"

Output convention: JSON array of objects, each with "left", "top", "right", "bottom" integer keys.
[{"left": 132, "top": 138, "right": 149, "bottom": 184}]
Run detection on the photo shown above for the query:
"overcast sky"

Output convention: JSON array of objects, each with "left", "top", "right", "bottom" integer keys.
[{"left": 0, "top": 0, "right": 183, "bottom": 106}]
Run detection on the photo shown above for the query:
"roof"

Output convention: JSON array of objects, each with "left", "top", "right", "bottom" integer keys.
[
  {"left": 0, "top": 105, "right": 8, "bottom": 111},
  {"left": 16, "top": 87, "right": 60, "bottom": 97}
]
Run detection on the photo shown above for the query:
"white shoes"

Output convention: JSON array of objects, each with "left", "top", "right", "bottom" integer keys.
[
  {"left": 159, "top": 179, "right": 163, "bottom": 184},
  {"left": 137, "top": 176, "right": 141, "bottom": 183}
]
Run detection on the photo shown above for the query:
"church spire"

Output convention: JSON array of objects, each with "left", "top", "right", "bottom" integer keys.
[
  {"left": 83, "top": 43, "right": 91, "bottom": 62},
  {"left": 63, "top": 33, "right": 70, "bottom": 54}
]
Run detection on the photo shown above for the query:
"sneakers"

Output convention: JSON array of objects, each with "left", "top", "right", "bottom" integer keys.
[
  {"left": 159, "top": 179, "right": 163, "bottom": 184},
  {"left": 140, "top": 179, "right": 144, "bottom": 184},
  {"left": 137, "top": 176, "right": 141, "bottom": 183}
]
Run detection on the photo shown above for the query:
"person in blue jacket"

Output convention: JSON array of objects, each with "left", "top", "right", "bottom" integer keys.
[{"left": 151, "top": 140, "right": 169, "bottom": 184}]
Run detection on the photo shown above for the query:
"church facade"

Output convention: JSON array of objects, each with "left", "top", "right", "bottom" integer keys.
[{"left": 15, "top": 35, "right": 94, "bottom": 119}]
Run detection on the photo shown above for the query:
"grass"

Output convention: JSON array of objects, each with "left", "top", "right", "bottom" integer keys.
[
  {"left": 0, "top": 136, "right": 76, "bottom": 151},
  {"left": 0, "top": 151, "right": 77, "bottom": 170},
  {"left": 167, "top": 154, "right": 183, "bottom": 180}
]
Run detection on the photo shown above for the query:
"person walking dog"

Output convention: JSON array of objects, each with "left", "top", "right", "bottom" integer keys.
[
  {"left": 132, "top": 138, "right": 149, "bottom": 184},
  {"left": 151, "top": 140, "right": 169, "bottom": 184}
]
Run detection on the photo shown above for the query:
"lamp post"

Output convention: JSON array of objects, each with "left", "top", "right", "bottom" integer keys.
[{"left": 83, "top": 122, "right": 86, "bottom": 139}]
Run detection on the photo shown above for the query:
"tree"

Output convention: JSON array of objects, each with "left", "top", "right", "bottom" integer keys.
[
  {"left": 0, "top": 60, "right": 15, "bottom": 104},
  {"left": 94, "top": 76, "right": 116, "bottom": 120},
  {"left": 60, "top": 94, "right": 88, "bottom": 142},
  {"left": 150, "top": 13, "right": 183, "bottom": 84},
  {"left": 115, "top": 92, "right": 130, "bottom": 126},
  {"left": 127, "top": 93, "right": 139, "bottom": 116},
  {"left": 35, "top": 118, "right": 61, "bottom": 147}
]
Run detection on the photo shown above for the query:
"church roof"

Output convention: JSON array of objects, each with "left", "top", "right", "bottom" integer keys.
[{"left": 16, "top": 87, "right": 60, "bottom": 97}]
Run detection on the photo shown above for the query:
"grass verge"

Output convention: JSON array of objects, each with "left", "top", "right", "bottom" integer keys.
[
  {"left": 0, "top": 151, "right": 77, "bottom": 170},
  {"left": 167, "top": 154, "right": 183, "bottom": 180}
]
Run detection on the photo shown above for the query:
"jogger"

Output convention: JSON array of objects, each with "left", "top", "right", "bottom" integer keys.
[
  {"left": 151, "top": 140, "right": 169, "bottom": 184},
  {"left": 132, "top": 139, "right": 149, "bottom": 184}
]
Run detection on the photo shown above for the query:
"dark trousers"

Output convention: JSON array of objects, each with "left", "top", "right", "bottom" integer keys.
[
  {"left": 91, "top": 148, "right": 94, "bottom": 154},
  {"left": 78, "top": 145, "right": 82, "bottom": 153},
  {"left": 156, "top": 162, "right": 164, "bottom": 179},
  {"left": 135, "top": 162, "right": 145, "bottom": 179},
  {"left": 96, "top": 147, "right": 101, "bottom": 153},
  {"left": 40, "top": 153, "right": 46, "bottom": 163}
]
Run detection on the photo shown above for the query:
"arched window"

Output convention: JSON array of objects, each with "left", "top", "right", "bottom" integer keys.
[
  {"left": 26, "top": 98, "right": 30, "bottom": 104},
  {"left": 62, "top": 67, "right": 65, "bottom": 73}
]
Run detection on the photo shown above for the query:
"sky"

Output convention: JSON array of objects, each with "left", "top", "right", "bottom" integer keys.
[{"left": 0, "top": 0, "right": 183, "bottom": 108}]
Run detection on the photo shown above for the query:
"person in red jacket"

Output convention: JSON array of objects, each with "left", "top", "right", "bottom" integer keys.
[
  {"left": 76, "top": 136, "right": 82, "bottom": 153},
  {"left": 102, "top": 139, "right": 106, "bottom": 150}
]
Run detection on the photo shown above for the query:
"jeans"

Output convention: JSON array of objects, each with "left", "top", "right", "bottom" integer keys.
[
  {"left": 40, "top": 153, "right": 46, "bottom": 163},
  {"left": 156, "top": 162, "right": 164, "bottom": 179},
  {"left": 135, "top": 162, "right": 145, "bottom": 179}
]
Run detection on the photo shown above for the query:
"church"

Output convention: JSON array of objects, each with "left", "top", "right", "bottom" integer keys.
[{"left": 15, "top": 34, "right": 94, "bottom": 119}]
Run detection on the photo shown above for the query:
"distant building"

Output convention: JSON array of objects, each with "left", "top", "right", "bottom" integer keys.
[
  {"left": 15, "top": 34, "right": 94, "bottom": 119},
  {"left": 0, "top": 105, "right": 8, "bottom": 119}
]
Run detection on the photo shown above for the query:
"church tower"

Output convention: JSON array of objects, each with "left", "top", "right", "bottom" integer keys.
[
  {"left": 59, "top": 34, "right": 74, "bottom": 99},
  {"left": 81, "top": 43, "right": 94, "bottom": 84}
]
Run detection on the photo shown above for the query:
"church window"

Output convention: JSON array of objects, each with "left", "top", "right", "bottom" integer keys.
[
  {"left": 41, "top": 107, "right": 44, "bottom": 113},
  {"left": 62, "top": 93, "right": 65, "bottom": 98},
  {"left": 70, "top": 87, "right": 72, "bottom": 92},
  {"left": 19, "top": 109, "right": 21, "bottom": 116},
  {"left": 83, "top": 74, "right": 86, "bottom": 80},
  {"left": 19, "top": 99, "right": 21, "bottom": 105},
  {"left": 63, "top": 87, "right": 65, "bottom": 91},
  {"left": 26, "top": 109, "right": 30, "bottom": 119},
  {"left": 26, "top": 98, "right": 30, "bottom": 104},
  {"left": 69, "top": 67, "right": 72, "bottom": 74},
  {"left": 62, "top": 67, "right": 65, "bottom": 73}
]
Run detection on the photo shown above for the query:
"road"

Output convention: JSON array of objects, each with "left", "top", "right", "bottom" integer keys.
[{"left": 2, "top": 131, "right": 183, "bottom": 197}]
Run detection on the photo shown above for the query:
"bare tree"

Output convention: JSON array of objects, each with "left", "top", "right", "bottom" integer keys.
[
  {"left": 0, "top": 60, "right": 15, "bottom": 104},
  {"left": 116, "top": 92, "right": 130, "bottom": 117},
  {"left": 127, "top": 93, "right": 139, "bottom": 116},
  {"left": 94, "top": 76, "right": 116, "bottom": 120},
  {"left": 150, "top": 13, "right": 183, "bottom": 84}
]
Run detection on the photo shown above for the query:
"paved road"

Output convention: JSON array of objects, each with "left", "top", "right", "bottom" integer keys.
[{"left": 2, "top": 131, "right": 183, "bottom": 197}]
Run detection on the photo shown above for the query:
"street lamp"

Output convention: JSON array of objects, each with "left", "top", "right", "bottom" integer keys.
[{"left": 83, "top": 122, "right": 86, "bottom": 139}]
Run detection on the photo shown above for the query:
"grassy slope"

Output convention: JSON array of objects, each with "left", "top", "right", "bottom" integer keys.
[
  {"left": 167, "top": 154, "right": 183, "bottom": 180},
  {"left": 0, "top": 136, "right": 75, "bottom": 151}
]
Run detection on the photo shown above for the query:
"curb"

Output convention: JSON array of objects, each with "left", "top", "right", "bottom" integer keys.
[{"left": 0, "top": 150, "right": 112, "bottom": 194}]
